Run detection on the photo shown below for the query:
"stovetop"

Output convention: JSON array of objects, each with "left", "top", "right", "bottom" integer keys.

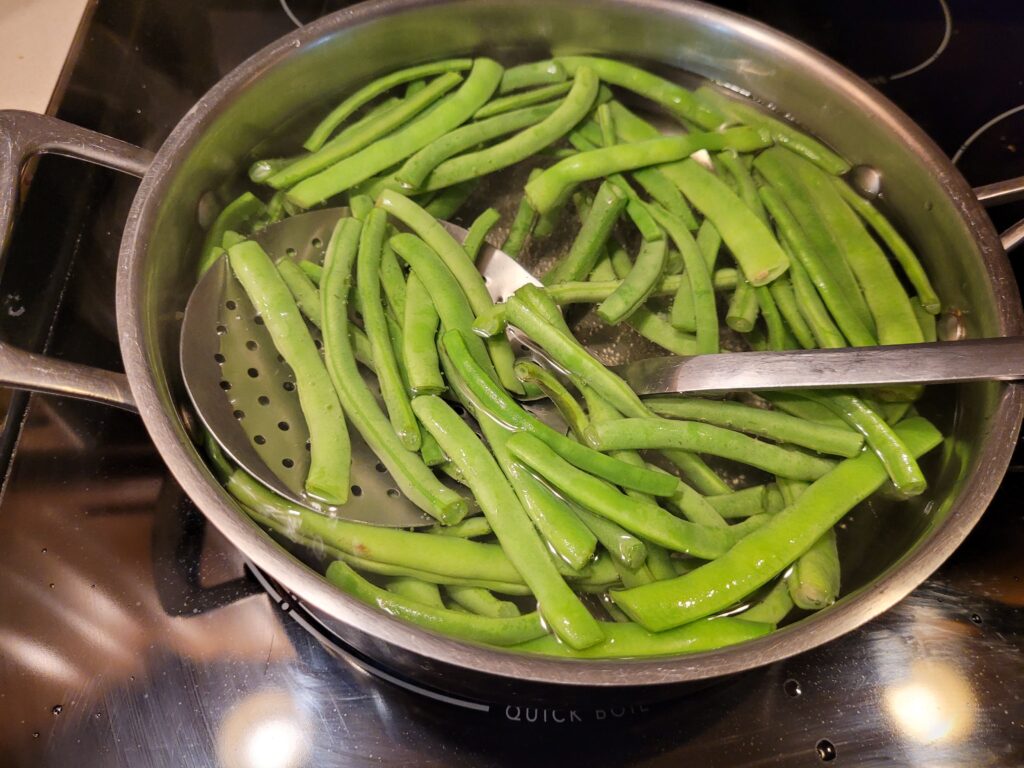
[{"left": 1, "top": 1, "right": 1023, "bottom": 765}]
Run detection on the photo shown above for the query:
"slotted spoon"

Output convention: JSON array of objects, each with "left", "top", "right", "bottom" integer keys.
[{"left": 181, "top": 208, "right": 1024, "bottom": 526}]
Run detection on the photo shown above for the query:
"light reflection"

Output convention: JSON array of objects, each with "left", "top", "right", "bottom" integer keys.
[
  {"left": 217, "top": 690, "right": 309, "bottom": 768},
  {"left": 884, "top": 660, "right": 976, "bottom": 745}
]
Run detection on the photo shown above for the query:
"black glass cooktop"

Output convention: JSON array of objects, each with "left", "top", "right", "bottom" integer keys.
[{"left": 1, "top": 1, "right": 1022, "bottom": 765}]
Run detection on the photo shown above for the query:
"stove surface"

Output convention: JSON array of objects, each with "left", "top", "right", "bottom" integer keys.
[{"left": 1, "top": 1, "right": 1023, "bottom": 766}]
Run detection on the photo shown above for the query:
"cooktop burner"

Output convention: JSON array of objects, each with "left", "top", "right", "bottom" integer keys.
[{"left": 1, "top": 0, "right": 1023, "bottom": 765}]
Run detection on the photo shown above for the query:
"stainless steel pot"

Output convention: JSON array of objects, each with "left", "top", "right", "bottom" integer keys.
[{"left": 2, "top": 0, "right": 1024, "bottom": 704}]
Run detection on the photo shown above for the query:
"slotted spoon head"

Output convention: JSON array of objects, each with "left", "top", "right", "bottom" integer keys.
[{"left": 180, "top": 208, "right": 543, "bottom": 527}]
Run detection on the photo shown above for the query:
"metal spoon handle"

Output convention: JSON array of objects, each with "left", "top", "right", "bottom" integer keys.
[{"left": 617, "top": 338, "right": 1024, "bottom": 396}]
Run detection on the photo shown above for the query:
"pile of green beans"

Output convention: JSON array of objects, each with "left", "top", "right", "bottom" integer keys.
[{"left": 197, "top": 54, "right": 947, "bottom": 660}]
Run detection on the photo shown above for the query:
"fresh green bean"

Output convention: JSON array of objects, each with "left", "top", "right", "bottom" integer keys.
[
  {"left": 349, "top": 193, "right": 375, "bottom": 221},
  {"left": 474, "top": 81, "right": 572, "bottom": 120},
  {"left": 657, "top": 468, "right": 729, "bottom": 529},
  {"left": 499, "top": 59, "right": 567, "bottom": 93},
  {"left": 227, "top": 240, "right": 350, "bottom": 503},
  {"left": 442, "top": 329, "right": 679, "bottom": 496},
  {"left": 402, "top": 273, "right": 444, "bottom": 395},
  {"left": 832, "top": 177, "right": 940, "bottom": 314},
  {"left": 379, "top": 191, "right": 520, "bottom": 393},
  {"left": 757, "top": 183, "right": 874, "bottom": 346},
  {"left": 644, "top": 544, "right": 678, "bottom": 582},
  {"left": 533, "top": 197, "right": 564, "bottom": 238},
  {"left": 507, "top": 432, "right": 736, "bottom": 558},
  {"left": 795, "top": 391, "right": 926, "bottom": 497},
  {"left": 587, "top": 418, "right": 836, "bottom": 481},
  {"left": 515, "top": 617, "right": 772, "bottom": 658},
  {"left": 740, "top": 579, "right": 794, "bottom": 624},
  {"left": 446, "top": 585, "right": 520, "bottom": 617},
  {"left": 299, "top": 260, "right": 323, "bottom": 285},
  {"left": 287, "top": 60, "right": 503, "bottom": 206},
  {"left": 513, "top": 361, "right": 588, "bottom": 439},
  {"left": 303, "top": 58, "right": 473, "bottom": 151},
  {"left": 787, "top": 528, "right": 840, "bottom": 610},
  {"left": 387, "top": 577, "right": 445, "bottom": 608},
  {"left": 755, "top": 283, "right": 793, "bottom": 350},
  {"left": 199, "top": 193, "right": 266, "bottom": 276},
  {"left": 429, "top": 517, "right": 492, "bottom": 539},
  {"left": 525, "top": 127, "right": 771, "bottom": 215},
  {"left": 670, "top": 220, "right": 721, "bottom": 332},
  {"left": 419, "top": 66, "right": 600, "bottom": 191},
  {"left": 695, "top": 85, "right": 850, "bottom": 175},
  {"left": 769, "top": 274, "right": 816, "bottom": 349},
  {"left": 277, "top": 259, "right": 323, "bottom": 327},
  {"left": 395, "top": 101, "right": 560, "bottom": 189},
  {"left": 502, "top": 179, "right": 538, "bottom": 258},
  {"left": 597, "top": 236, "right": 667, "bottom": 324},
  {"left": 611, "top": 417, "right": 942, "bottom": 630},
  {"left": 646, "top": 397, "right": 864, "bottom": 457},
  {"left": 543, "top": 180, "right": 626, "bottom": 284},
  {"left": 377, "top": 240, "right": 407, "bottom": 320},
  {"left": 275, "top": 72, "right": 465, "bottom": 189},
  {"left": 726, "top": 280, "right": 760, "bottom": 333},
  {"left": 412, "top": 395, "right": 603, "bottom": 649},
  {"left": 783, "top": 245, "right": 845, "bottom": 348},
  {"left": 462, "top": 207, "right": 501, "bottom": 262},
  {"left": 914, "top": 298, "right": 938, "bottom": 342},
  {"left": 556, "top": 56, "right": 725, "bottom": 130},
  {"left": 596, "top": 102, "right": 616, "bottom": 147},
  {"left": 249, "top": 155, "right": 304, "bottom": 184},
  {"left": 321, "top": 217, "right": 465, "bottom": 523},
  {"left": 575, "top": 506, "right": 648, "bottom": 570},
  {"left": 707, "top": 485, "right": 769, "bottom": 519},
  {"left": 327, "top": 561, "right": 545, "bottom": 646},
  {"left": 424, "top": 180, "right": 477, "bottom": 219},
  {"left": 357, "top": 209, "right": 421, "bottom": 450},
  {"left": 612, "top": 557, "right": 656, "bottom": 588},
  {"left": 761, "top": 391, "right": 848, "bottom": 429}
]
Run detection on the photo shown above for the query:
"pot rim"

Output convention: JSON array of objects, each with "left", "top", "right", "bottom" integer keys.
[{"left": 116, "top": 0, "right": 1024, "bottom": 687}]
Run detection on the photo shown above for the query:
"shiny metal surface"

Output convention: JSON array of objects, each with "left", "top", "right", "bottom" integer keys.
[
  {"left": 616, "top": 338, "right": 1024, "bottom": 396},
  {"left": 106, "top": 0, "right": 1020, "bottom": 693},
  {"left": 0, "top": 0, "right": 1019, "bottom": 696}
]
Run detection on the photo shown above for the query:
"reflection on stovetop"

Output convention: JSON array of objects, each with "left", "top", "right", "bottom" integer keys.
[{"left": 1, "top": 0, "right": 1023, "bottom": 765}]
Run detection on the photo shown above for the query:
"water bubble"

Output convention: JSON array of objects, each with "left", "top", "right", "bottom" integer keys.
[
  {"left": 784, "top": 678, "right": 802, "bottom": 697},
  {"left": 52, "top": 705, "right": 63, "bottom": 715},
  {"left": 816, "top": 739, "right": 836, "bottom": 762}
]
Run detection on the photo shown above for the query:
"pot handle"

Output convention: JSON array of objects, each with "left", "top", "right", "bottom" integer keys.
[
  {"left": 974, "top": 175, "right": 1024, "bottom": 252},
  {"left": 0, "top": 110, "right": 155, "bottom": 412}
]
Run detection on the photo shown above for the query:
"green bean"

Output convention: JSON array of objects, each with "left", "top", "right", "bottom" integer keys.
[
  {"left": 658, "top": 469, "right": 729, "bottom": 529},
  {"left": 327, "top": 561, "right": 545, "bottom": 646},
  {"left": 303, "top": 58, "right": 473, "bottom": 151},
  {"left": 787, "top": 528, "right": 840, "bottom": 610},
  {"left": 335, "top": 553, "right": 526, "bottom": 595},
  {"left": 726, "top": 280, "right": 760, "bottom": 333},
  {"left": 401, "top": 273, "right": 444, "bottom": 395},
  {"left": 356, "top": 210, "right": 421, "bottom": 450},
  {"left": 707, "top": 485, "right": 769, "bottom": 519},
  {"left": 424, "top": 180, "right": 477, "bottom": 219},
  {"left": 507, "top": 432, "right": 735, "bottom": 558},
  {"left": 587, "top": 419, "right": 836, "bottom": 481},
  {"left": 612, "top": 557, "right": 655, "bottom": 588},
  {"left": 348, "top": 193, "right": 375, "bottom": 221},
  {"left": 776, "top": 476, "right": 809, "bottom": 507},
  {"left": 597, "top": 237, "right": 667, "bottom": 324},
  {"left": 792, "top": 155, "right": 923, "bottom": 351},
  {"left": 376, "top": 240, "right": 406, "bottom": 320},
  {"left": 517, "top": 617, "right": 772, "bottom": 658},
  {"left": 299, "top": 260, "right": 323, "bottom": 285},
  {"left": 446, "top": 585, "right": 520, "bottom": 617},
  {"left": 647, "top": 397, "right": 863, "bottom": 457},
  {"left": 419, "top": 66, "right": 600, "bottom": 191},
  {"left": 755, "top": 283, "right": 794, "bottom": 350},
  {"left": 740, "top": 579, "right": 794, "bottom": 624},
  {"left": 395, "top": 102, "right": 560, "bottom": 190},
  {"left": 543, "top": 180, "right": 626, "bottom": 284},
  {"left": 442, "top": 329, "right": 678, "bottom": 496},
  {"left": 411, "top": 395, "right": 603, "bottom": 649},
  {"left": 502, "top": 179, "right": 538, "bottom": 258},
  {"left": 596, "top": 102, "right": 616, "bottom": 147},
  {"left": 276, "top": 72, "right": 464, "bottom": 189},
  {"left": 795, "top": 391, "right": 926, "bottom": 497},
  {"left": 670, "top": 220, "right": 721, "bottom": 332},
  {"left": 474, "top": 81, "right": 573, "bottom": 120},
  {"left": 575, "top": 506, "right": 648, "bottom": 570},
  {"left": 525, "top": 127, "right": 771, "bottom": 215},
  {"left": 277, "top": 259, "right": 323, "bottom": 327},
  {"left": 695, "top": 85, "right": 850, "bottom": 175},
  {"left": 612, "top": 417, "right": 942, "bottom": 630},
  {"left": 387, "top": 577, "right": 445, "bottom": 608},
  {"left": 832, "top": 178, "right": 940, "bottom": 314},
  {"left": 533, "top": 198, "right": 564, "bottom": 238},
  {"left": 761, "top": 391, "right": 848, "bottom": 429},
  {"left": 557, "top": 56, "right": 725, "bottom": 130},
  {"left": 648, "top": 204, "right": 718, "bottom": 353},
  {"left": 757, "top": 185, "right": 872, "bottom": 347},
  {"left": 199, "top": 193, "right": 266, "bottom": 276},
  {"left": 781, "top": 247, "right": 844, "bottom": 348},
  {"left": 249, "top": 155, "right": 304, "bottom": 184},
  {"left": 768, "top": 274, "right": 816, "bottom": 349},
  {"left": 914, "top": 298, "right": 938, "bottom": 342},
  {"left": 499, "top": 59, "right": 567, "bottom": 93},
  {"left": 644, "top": 544, "right": 677, "bottom": 582},
  {"left": 287, "top": 60, "right": 503, "bottom": 206},
  {"left": 321, "top": 217, "right": 465, "bottom": 523},
  {"left": 227, "top": 240, "right": 349, "bottom": 503},
  {"left": 462, "top": 207, "right": 501, "bottom": 262},
  {"left": 429, "top": 517, "right": 492, "bottom": 539},
  {"left": 513, "top": 360, "right": 588, "bottom": 439},
  {"left": 379, "top": 191, "right": 520, "bottom": 393}
]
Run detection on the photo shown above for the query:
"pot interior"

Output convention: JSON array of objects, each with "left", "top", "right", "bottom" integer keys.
[{"left": 121, "top": 0, "right": 1023, "bottom": 685}]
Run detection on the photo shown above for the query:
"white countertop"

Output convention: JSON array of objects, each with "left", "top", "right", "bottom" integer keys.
[{"left": 0, "top": 0, "right": 91, "bottom": 113}]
